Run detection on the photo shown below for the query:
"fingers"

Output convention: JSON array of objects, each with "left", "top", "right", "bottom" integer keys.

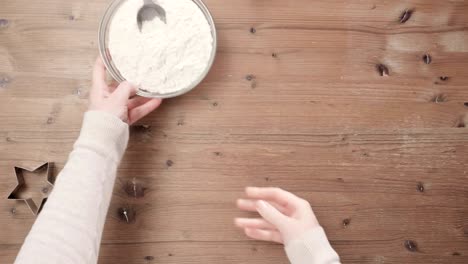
[
  {"left": 245, "top": 187, "right": 305, "bottom": 210},
  {"left": 128, "top": 98, "right": 162, "bottom": 125},
  {"left": 128, "top": 96, "right": 153, "bottom": 110},
  {"left": 111, "top": 81, "right": 138, "bottom": 105},
  {"left": 255, "top": 200, "right": 289, "bottom": 230},
  {"left": 91, "top": 57, "right": 108, "bottom": 99},
  {"left": 244, "top": 228, "right": 283, "bottom": 244},
  {"left": 235, "top": 218, "right": 276, "bottom": 230},
  {"left": 237, "top": 198, "right": 289, "bottom": 215}
]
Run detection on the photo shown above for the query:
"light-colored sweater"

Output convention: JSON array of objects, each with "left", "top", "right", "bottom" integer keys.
[{"left": 14, "top": 111, "right": 341, "bottom": 264}]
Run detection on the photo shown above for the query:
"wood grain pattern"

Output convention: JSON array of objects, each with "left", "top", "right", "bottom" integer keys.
[{"left": 0, "top": 0, "right": 467, "bottom": 263}]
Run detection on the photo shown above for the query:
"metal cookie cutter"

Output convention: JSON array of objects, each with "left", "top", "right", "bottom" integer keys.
[{"left": 7, "top": 162, "right": 54, "bottom": 215}]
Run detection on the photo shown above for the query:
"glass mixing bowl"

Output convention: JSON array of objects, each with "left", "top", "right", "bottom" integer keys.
[{"left": 98, "top": 0, "right": 217, "bottom": 98}]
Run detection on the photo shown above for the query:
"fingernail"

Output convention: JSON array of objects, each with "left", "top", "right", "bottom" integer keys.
[
  {"left": 257, "top": 200, "right": 268, "bottom": 209},
  {"left": 246, "top": 186, "right": 257, "bottom": 193}
]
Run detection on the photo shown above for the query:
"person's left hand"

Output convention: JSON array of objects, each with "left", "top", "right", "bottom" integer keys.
[
  {"left": 89, "top": 57, "right": 162, "bottom": 125},
  {"left": 235, "top": 187, "right": 320, "bottom": 245}
]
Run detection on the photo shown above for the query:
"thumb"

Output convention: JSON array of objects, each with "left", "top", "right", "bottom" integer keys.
[{"left": 256, "top": 200, "right": 289, "bottom": 230}]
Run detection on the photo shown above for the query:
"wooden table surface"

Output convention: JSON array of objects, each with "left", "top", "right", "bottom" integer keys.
[{"left": 1, "top": 0, "right": 468, "bottom": 263}]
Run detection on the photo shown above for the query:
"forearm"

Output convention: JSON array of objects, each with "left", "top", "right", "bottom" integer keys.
[
  {"left": 15, "top": 111, "right": 129, "bottom": 264},
  {"left": 285, "top": 227, "right": 341, "bottom": 264}
]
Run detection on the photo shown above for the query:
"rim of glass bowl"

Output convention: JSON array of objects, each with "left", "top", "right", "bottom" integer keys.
[{"left": 98, "top": 0, "right": 217, "bottom": 99}]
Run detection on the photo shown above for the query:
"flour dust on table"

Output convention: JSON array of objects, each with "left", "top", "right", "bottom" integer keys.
[{"left": 108, "top": 0, "right": 213, "bottom": 94}]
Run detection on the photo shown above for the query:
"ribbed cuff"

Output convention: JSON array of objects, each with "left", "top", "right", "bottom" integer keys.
[
  {"left": 75, "top": 111, "right": 129, "bottom": 162},
  {"left": 285, "top": 227, "right": 340, "bottom": 264}
]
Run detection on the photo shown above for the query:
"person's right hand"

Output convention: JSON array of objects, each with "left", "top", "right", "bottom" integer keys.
[{"left": 235, "top": 187, "right": 320, "bottom": 245}]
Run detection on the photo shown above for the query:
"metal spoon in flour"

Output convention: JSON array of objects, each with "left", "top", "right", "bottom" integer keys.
[{"left": 137, "top": 0, "right": 166, "bottom": 31}]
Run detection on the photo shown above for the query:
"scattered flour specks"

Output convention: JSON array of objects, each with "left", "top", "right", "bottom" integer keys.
[{"left": 109, "top": 0, "right": 213, "bottom": 94}]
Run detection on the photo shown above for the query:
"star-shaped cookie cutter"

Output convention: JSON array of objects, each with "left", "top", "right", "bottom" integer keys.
[{"left": 7, "top": 162, "right": 54, "bottom": 215}]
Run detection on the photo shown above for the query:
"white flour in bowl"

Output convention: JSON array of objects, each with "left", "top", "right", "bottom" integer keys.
[{"left": 108, "top": 0, "right": 213, "bottom": 94}]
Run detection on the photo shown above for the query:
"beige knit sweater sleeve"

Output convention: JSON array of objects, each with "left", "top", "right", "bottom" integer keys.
[
  {"left": 285, "top": 227, "right": 341, "bottom": 264},
  {"left": 14, "top": 111, "right": 340, "bottom": 264},
  {"left": 14, "top": 111, "right": 129, "bottom": 264}
]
